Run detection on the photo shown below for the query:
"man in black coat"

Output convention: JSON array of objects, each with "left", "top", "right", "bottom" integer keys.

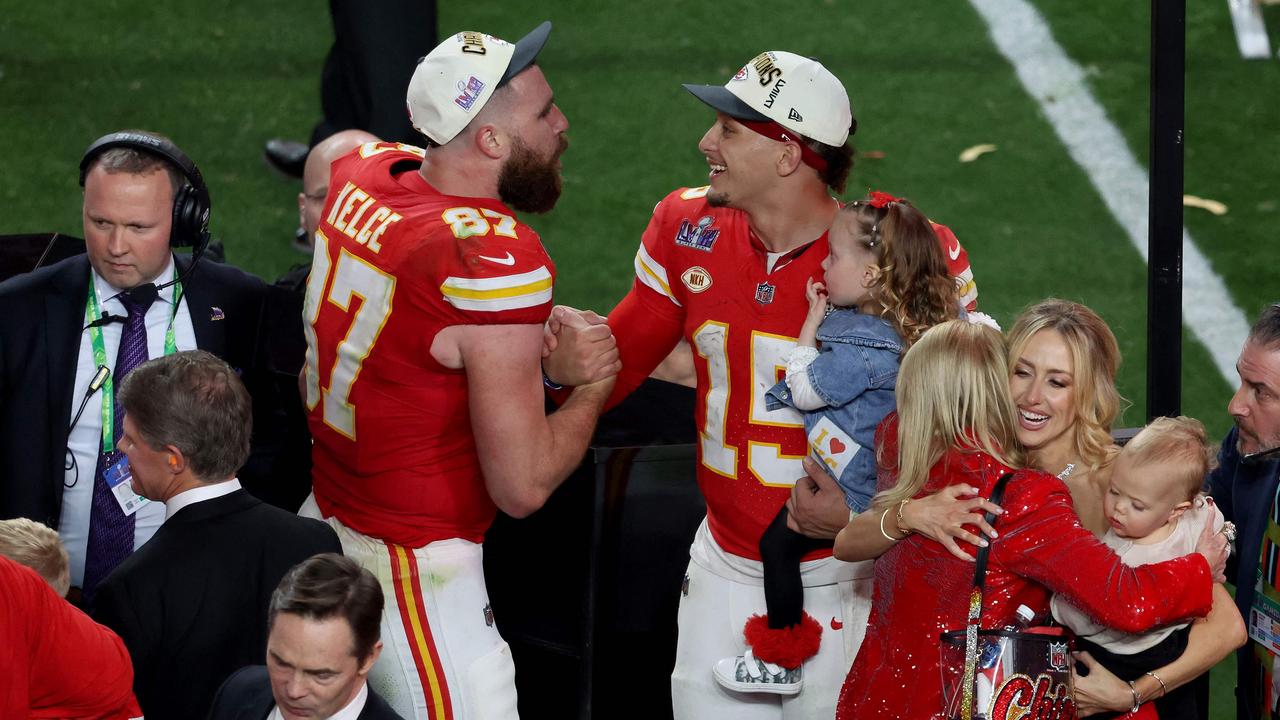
[
  {"left": 92, "top": 351, "right": 340, "bottom": 720},
  {"left": 1210, "top": 303, "right": 1280, "bottom": 720},
  {"left": 209, "top": 554, "right": 402, "bottom": 720},
  {"left": 0, "top": 131, "right": 293, "bottom": 602}
]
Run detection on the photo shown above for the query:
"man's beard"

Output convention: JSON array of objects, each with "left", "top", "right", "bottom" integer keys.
[
  {"left": 497, "top": 135, "right": 567, "bottom": 214},
  {"left": 706, "top": 189, "right": 731, "bottom": 208},
  {"left": 1236, "top": 418, "right": 1280, "bottom": 458}
]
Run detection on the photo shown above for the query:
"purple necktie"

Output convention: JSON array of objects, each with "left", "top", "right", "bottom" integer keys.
[{"left": 82, "top": 290, "right": 156, "bottom": 602}]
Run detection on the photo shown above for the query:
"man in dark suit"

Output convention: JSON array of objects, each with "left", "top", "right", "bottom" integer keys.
[
  {"left": 0, "top": 131, "right": 272, "bottom": 602},
  {"left": 209, "top": 554, "right": 402, "bottom": 720},
  {"left": 92, "top": 351, "right": 341, "bottom": 720}
]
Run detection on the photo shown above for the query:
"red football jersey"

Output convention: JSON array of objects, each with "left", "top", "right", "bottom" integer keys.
[
  {"left": 608, "top": 187, "right": 977, "bottom": 560},
  {"left": 303, "top": 143, "right": 556, "bottom": 546}
]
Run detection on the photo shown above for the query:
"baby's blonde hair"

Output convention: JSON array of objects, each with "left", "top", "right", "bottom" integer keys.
[
  {"left": 0, "top": 518, "right": 70, "bottom": 596},
  {"left": 1120, "top": 416, "right": 1216, "bottom": 501}
]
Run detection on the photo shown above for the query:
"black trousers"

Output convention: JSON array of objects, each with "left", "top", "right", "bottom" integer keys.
[
  {"left": 1076, "top": 629, "right": 1200, "bottom": 720},
  {"left": 311, "top": 0, "right": 437, "bottom": 147},
  {"left": 759, "top": 505, "right": 834, "bottom": 629}
]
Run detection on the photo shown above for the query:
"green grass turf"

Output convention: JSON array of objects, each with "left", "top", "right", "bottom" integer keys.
[{"left": 5, "top": 2, "right": 1275, "bottom": 716}]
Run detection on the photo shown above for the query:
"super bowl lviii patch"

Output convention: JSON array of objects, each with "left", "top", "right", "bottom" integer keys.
[
  {"left": 674, "top": 216, "right": 720, "bottom": 251},
  {"left": 808, "top": 417, "right": 859, "bottom": 478}
]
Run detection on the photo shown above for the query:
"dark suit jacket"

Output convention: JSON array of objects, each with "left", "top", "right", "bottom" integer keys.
[
  {"left": 208, "top": 665, "right": 403, "bottom": 720},
  {"left": 93, "top": 489, "right": 341, "bottom": 720},
  {"left": 1209, "top": 425, "right": 1280, "bottom": 720},
  {"left": 0, "top": 253, "right": 265, "bottom": 528}
]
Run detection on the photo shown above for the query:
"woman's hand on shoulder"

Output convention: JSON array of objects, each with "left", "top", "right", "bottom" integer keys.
[{"left": 899, "top": 484, "right": 1003, "bottom": 562}]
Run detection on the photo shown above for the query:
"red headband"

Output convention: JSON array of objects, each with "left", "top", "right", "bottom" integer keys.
[{"left": 737, "top": 119, "right": 829, "bottom": 173}]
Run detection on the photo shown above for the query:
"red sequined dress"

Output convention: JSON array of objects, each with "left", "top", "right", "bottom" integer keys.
[{"left": 836, "top": 443, "right": 1214, "bottom": 719}]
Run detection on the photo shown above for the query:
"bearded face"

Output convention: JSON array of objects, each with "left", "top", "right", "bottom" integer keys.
[{"left": 497, "top": 133, "right": 568, "bottom": 214}]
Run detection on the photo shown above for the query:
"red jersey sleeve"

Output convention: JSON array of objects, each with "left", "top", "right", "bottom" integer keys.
[
  {"left": 605, "top": 190, "right": 691, "bottom": 404},
  {"left": 931, "top": 222, "right": 978, "bottom": 312},
  {"left": 433, "top": 224, "right": 556, "bottom": 326}
]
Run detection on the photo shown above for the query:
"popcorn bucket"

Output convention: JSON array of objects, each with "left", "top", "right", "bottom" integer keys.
[{"left": 939, "top": 628, "right": 1076, "bottom": 720}]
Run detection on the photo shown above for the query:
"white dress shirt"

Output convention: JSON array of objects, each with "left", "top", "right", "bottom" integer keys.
[
  {"left": 269, "top": 682, "right": 368, "bottom": 720},
  {"left": 164, "top": 478, "right": 242, "bottom": 521},
  {"left": 62, "top": 257, "right": 198, "bottom": 587}
]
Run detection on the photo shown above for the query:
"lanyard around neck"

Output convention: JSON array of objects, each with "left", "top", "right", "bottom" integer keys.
[{"left": 85, "top": 271, "right": 182, "bottom": 452}]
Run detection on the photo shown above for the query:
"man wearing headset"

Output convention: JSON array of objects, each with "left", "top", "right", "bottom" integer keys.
[{"left": 0, "top": 129, "right": 267, "bottom": 606}]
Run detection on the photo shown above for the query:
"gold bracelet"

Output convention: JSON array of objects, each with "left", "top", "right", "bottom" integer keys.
[
  {"left": 896, "top": 499, "right": 915, "bottom": 536},
  {"left": 879, "top": 507, "right": 905, "bottom": 542},
  {"left": 1126, "top": 680, "right": 1141, "bottom": 713},
  {"left": 1143, "top": 670, "right": 1168, "bottom": 698}
]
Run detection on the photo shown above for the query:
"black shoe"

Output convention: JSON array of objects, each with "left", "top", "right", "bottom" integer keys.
[{"left": 263, "top": 139, "right": 309, "bottom": 179}]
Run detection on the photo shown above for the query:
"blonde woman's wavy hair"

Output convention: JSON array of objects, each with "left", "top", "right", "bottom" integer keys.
[
  {"left": 1006, "top": 299, "right": 1124, "bottom": 472},
  {"left": 875, "top": 320, "right": 1025, "bottom": 509},
  {"left": 843, "top": 197, "right": 960, "bottom": 348}
]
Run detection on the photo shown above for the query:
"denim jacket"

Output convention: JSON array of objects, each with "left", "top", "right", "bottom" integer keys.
[{"left": 765, "top": 309, "right": 903, "bottom": 513}]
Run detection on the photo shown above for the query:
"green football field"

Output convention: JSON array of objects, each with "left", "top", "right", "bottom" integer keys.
[{"left": 4, "top": 1, "right": 1278, "bottom": 715}]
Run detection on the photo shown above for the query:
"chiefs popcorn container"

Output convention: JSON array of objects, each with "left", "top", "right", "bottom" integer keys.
[{"left": 939, "top": 628, "right": 1076, "bottom": 720}]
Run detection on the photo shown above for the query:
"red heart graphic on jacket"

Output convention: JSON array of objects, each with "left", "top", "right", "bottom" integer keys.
[{"left": 829, "top": 438, "right": 846, "bottom": 455}]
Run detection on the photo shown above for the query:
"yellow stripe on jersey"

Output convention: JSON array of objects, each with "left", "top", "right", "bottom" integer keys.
[
  {"left": 634, "top": 243, "right": 681, "bottom": 307},
  {"left": 440, "top": 266, "right": 553, "bottom": 312},
  {"left": 956, "top": 267, "right": 978, "bottom": 308}
]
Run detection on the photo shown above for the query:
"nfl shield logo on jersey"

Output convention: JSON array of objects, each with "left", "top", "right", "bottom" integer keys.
[
  {"left": 755, "top": 282, "right": 775, "bottom": 305},
  {"left": 674, "top": 216, "right": 721, "bottom": 252}
]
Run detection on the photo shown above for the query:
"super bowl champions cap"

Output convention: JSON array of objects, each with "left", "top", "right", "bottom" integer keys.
[
  {"left": 683, "top": 51, "right": 854, "bottom": 147},
  {"left": 407, "top": 21, "right": 552, "bottom": 145}
]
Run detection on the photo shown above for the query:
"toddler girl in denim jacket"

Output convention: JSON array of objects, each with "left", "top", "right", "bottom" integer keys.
[{"left": 715, "top": 192, "right": 964, "bottom": 695}]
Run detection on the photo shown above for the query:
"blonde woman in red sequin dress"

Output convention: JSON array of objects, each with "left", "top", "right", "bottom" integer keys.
[
  {"left": 831, "top": 319, "right": 1226, "bottom": 719},
  {"left": 836, "top": 300, "right": 1244, "bottom": 715}
]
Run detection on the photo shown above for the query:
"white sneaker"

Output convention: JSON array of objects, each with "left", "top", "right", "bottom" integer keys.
[{"left": 713, "top": 649, "right": 802, "bottom": 695}]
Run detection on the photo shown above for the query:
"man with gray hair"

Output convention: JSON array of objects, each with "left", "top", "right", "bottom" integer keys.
[
  {"left": 1211, "top": 303, "right": 1280, "bottom": 720},
  {"left": 93, "top": 350, "right": 340, "bottom": 720}
]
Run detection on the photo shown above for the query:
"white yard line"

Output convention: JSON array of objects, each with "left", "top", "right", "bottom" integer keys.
[{"left": 968, "top": 0, "right": 1248, "bottom": 387}]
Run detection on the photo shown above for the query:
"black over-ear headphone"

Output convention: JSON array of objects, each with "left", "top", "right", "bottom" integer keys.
[{"left": 78, "top": 131, "right": 211, "bottom": 255}]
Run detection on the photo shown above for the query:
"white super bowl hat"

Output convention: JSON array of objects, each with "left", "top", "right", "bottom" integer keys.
[
  {"left": 406, "top": 21, "right": 552, "bottom": 145},
  {"left": 683, "top": 51, "right": 855, "bottom": 147}
]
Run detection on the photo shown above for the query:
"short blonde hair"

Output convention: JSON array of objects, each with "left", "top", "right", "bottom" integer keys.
[
  {"left": 1121, "top": 416, "right": 1216, "bottom": 500},
  {"left": 0, "top": 518, "right": 70, "bottom": 596},
  {"left": 876, "top": 320, "right": 1025, "bottom": 509},
  {"left": 1006, "top": 299, "right": 1124, "bottom": 472}
]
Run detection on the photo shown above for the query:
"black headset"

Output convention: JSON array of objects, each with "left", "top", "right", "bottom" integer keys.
[{"left": 78, "top": 131, "right": 211, "bottom": 255}]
